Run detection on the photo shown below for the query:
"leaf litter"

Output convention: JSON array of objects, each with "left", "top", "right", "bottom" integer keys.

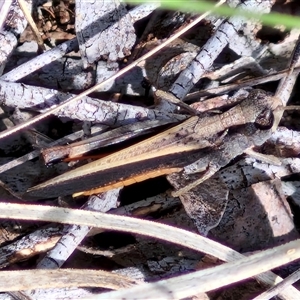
[{"left": 1, "top": 0, "right": 300, "bottom": 299}]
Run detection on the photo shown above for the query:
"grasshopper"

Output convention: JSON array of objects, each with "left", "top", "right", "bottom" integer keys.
[
  {"left": 25, "top": 88, "right": 276, "bottom": 199},
  {"left": 25, "top": 34, "right": 300, "bottom": 200}
]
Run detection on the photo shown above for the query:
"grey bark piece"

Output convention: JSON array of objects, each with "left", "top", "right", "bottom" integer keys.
[
  {"left": 210, "top": 179, "right": 299, "bottom": 253},
  {"left": 128, "top": 3, "right": 159, "bottom": 23},
  {"left": 0, "top": 80, "right": 186, "bottom": 125},
  {"left": 170, "top": 0, "right": 274, "bottom": 100},
  {"left": 123, "top": 37, "right": 200, "bottom": 95},
  {"left": 218, "top": 157, "right": 300, "bottom": 192},
  {"left": 96, "top": 61, "right": 119, "bottom": 91},
  {"left": 0, "top": 225, "right": 63, "bottom": 269},
  {"left": 37, "top": 189, "right": 120, "bottom": 269},
  {"left": 227, "top": 14, "right": 268, "bottom": 58},
  {"left": 205, "top": 57, "right": 267, "bottom": 82},
  {"left": 0, "top": 0, "right": 32, "bottom": 74},
  {"left": 147, "top": 257, "right": 200, "bottom": 275},
  {"left": 113, "top": 267, "right": 146, "bottom": 282},
  {"left": 265, "top": 28, "right": 300, "bottom": 71},
  {"left": 269, "top": 127, "right": 300, "bottom": 145},
  {"left": 282, "top": 181, "right": 300, "bottom": 211},
  {"left": 3, "top": 0, "right": 30, "bottom": 36},
  {"left": 259, "top": 127, "right": 300, "bottom": 158},
  {"left": 18, "top": 56, "right": 95, "bottom": 91},
  {"left": 145, "top": 39, "right": 200, "bottom": 90},
  {"left": 0, "top": 0, "right": 13, "bottom": 31},
  {"left": 1, "top": 38, "right": 79, "bottom": 82},
  {"left": 0, "top": 32, "right": 17, "bottom": 75},
  {"left": 75, "top": 0, "right": 136, "bottom": 67}
]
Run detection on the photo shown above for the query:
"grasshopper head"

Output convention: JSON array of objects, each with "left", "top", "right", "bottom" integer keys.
[
  {"left": 254, "top": 107, "right": 274, "bottom": 130},
  {"left": 241, "top": 89, "right": 274, "bottom": 128}
]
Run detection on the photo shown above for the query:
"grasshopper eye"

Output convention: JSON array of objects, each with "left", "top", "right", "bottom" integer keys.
[{"left": 254, "top": 108, "right": 274, "bottom": 129}]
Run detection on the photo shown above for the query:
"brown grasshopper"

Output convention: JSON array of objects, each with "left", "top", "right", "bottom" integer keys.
[
  {"left": 25, "top": 34, "right": 300, "bottom": 200},
  {"left": 25, "top": 88, "right": 276, "bottom": 199}
]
